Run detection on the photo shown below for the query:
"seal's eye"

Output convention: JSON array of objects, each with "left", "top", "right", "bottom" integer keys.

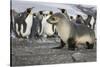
[{"left": 51, "top": 17, "right": 56, "bottom": 21}]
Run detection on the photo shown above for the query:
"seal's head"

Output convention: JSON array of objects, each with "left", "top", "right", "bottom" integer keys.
[{"left": 47, "top": 12, "right": 65, "bottom": 24}]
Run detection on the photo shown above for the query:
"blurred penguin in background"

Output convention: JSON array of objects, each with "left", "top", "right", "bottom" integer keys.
[
  {"left": 70, "top": 16, "right": 76, "bottom": 23},
  {"left": 29, "top": 13, "right": 37, "bottom": 39},
  {"left": 10, "top": 9, "right": 18, "bottom": 38},
  {"left": 58, "top": 8, "right": 70, "bottom": 21},
  {"left": 31, "top": 11, "right": 44, "bottom": 39},
  {"left": 14, "top": 7, "right": 34, "bottom": 39},
  {"left": 76, "top": 15, "right": 84, "bottom": 24},
  {"left": 84, "top": 15, "right": 92, "bottom": 28},
  {"left": 40, "top": 11, "right": 55, "bottom": 39},
  {"left": 84, "top": 14, "right": 95, "bottom": 30}
]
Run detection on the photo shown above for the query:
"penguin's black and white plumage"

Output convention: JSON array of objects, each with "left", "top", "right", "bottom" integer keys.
[
  {"left": 31, "top": 11, "right": 44, "bottom": 38},
  {"left": 29, "top": 13, "right": 37, "bottom": 38},
  {"left": 82, "top": 14, "right": 96, "bottom": 30},
  {"left": 10, "top": 9, "right": 18, "bottom": 38},
  {"left": 14, "top": 7, "right": 34, "bottom": 38},
  {"left": 39, "top": 11, "right": 55, "bottom": 37},
  {"left": 84, "top": 15, "right": 92, "bottom": 28},
  {"left": 29, "top": 11, "right": 43, "bottom": 39},
  {"left": 87, "top": 15, "right": 95, "bottom": 30},
  {"left": 47, "top": 12, "right": 95, "bottom": 50}
]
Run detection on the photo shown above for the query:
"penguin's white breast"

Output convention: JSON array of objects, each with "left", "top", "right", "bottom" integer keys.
[
  {"left": 42, "top": 15, "right": 54, "bottom": 35},
  {"left": 90, "top": 16, "right": 95, "bottom": 28},
  {"left": 22, "top": 13, "right": 33, "bottom": 36}
]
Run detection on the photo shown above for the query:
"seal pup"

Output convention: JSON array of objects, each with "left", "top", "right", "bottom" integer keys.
[{"left": 47, "top": 12, "right": 95, "bottom": 50}]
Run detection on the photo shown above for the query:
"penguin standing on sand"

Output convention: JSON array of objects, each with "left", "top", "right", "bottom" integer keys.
[
  {"left": 14, "top": 7, "right": 34, "bottom": 38},
  {"left": 84, "top": 15, "right": 92, "bottom": 28},
  {"left": 33, "top": 11, "right": 44, "bottom": 38},
  {"left": 40, "top": 11, "right": 55, "bottom": 38},
  {"left": 29, "top": 13, "right": 37, "bottom": 38}
]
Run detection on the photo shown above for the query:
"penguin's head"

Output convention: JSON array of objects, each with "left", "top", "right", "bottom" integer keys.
[
  {"left": 49, "top": 11, "right": 53, "bottom": 15},
  {"left": 16, "top": 7, "right": 34, "bottom": 24},
  {"left": 42, "top": 11, "right": 53, "bottom": 17},
  {"left": 26, "top": 7, "right": 34, "bottom": 13},
  {"left": 47, "top": 12, "right": 65, "bottom": 24},
  {"left": 39, "top": 11, "right": 43, "bottom": 15},
  {"left": 70, "top": 16, "right": 73, "bottom": 20},
  {"left": 77, "top": 15, "right": 81, "bottom": 18},
  {"left": 33, "top": 13, "right": 36, "bottom": 16},
  {"left": 87, "top": 15, "right": 92, "bottom": 18},
  {"left": 58, "top": 8, "right": 65, "bottom": 13}
]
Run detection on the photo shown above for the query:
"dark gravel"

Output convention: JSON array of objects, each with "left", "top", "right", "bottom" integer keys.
[{"left": 11, "top": 37, "right": 96, "bottom": 66}]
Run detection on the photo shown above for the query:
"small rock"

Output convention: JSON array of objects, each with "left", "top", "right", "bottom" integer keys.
[{"left": 72, "top": 52, "right": 87, "bottom": 62}]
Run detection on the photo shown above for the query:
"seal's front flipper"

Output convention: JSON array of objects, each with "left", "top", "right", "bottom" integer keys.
[
  {"left": 86, "top": 42, "right": 94, "bottom": 49},
  {"left": 52, "top": 39, "right": 65, "bottom": 49},
  {"left": 68, "top": 38, "right": 76, "bottom": 51}
]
